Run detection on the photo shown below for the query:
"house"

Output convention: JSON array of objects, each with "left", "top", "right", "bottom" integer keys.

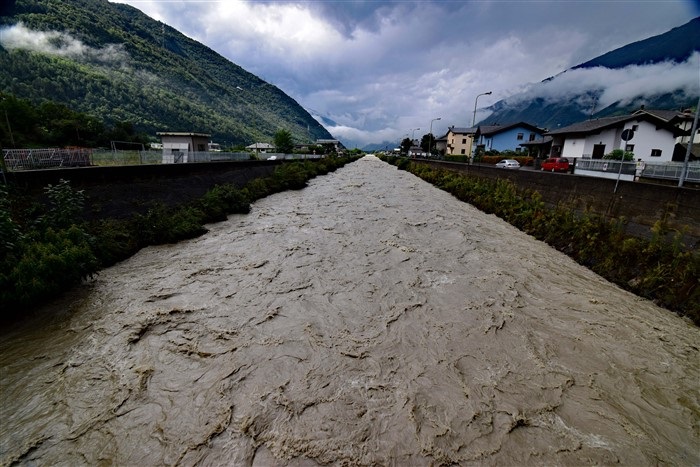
[
  {"left": 519, "top": 136, "right": 553, "bottom": 160},
  {"left": 545, "top": 113, "right": 687, "bottom": 163},
  {"left": 444, "top": 126, "right": 477, "bottom": 156},
  {"left": 473, "top": 122, "right": 544, "bottom": 155},
  {"left": 246, "top": 142, "right": 275, "bottom": 154},
  {"left": 407, "top": 146, "right": 427, "bottom": 158},
  {"left": 632, "top": 107, "right": 699, "bottom": 161},
  {"left": 157, "top": 132, "right": 210, "bottom": 163},
  {"left": 434, "top": 134, "right": 448, "bottom": 156}
]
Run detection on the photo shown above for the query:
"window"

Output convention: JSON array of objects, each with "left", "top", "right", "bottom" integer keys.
[
  {"left": 625, "top": 144, "right": 634, "bottom": 152},
  {"left": 460, "top": 149, "right": 465, "bottom": 154},
  {"left": 651, "top": 149, "right": 662, "bottom": 157},
  {"left": 515, "top": 147, "right": 521, "bottom": 153},
  {"left": 516, "top": 133, "right": 524, "bottom": 140},
  {"left": 460, "top": 138, "right": 465, "bottom": 144},
  {"left": 529, "top": 133, "right": 536, "bottom": 141}
]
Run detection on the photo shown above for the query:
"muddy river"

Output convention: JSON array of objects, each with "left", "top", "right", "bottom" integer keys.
[{"left": 1, "top": 155, "right": 698, "bottom": 466}]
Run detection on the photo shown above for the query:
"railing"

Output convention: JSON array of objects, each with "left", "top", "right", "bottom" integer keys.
[
  {"left": 575, "top": 159, "right": 636, "bottom": 175},
  {"left": 641, "top": 161, "right": 700, "bottom": 182},
  {"left": 1, "top": 149, "right": 327, "bottom": 172},
  {"left": 574, "top": 158, "right": 700, "bottom": 183},
  {"left": 2, "top": 148, "right": 92, "bottom": 171}
]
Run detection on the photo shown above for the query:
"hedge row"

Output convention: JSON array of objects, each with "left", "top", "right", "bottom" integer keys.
[
  {"left": 382, "top": 156, "right": 699, "bottom": 325},
  {"left": 0, "top": 157, "right": 358, "bottom": 319}
]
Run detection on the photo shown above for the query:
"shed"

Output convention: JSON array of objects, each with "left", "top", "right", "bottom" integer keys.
[{"left": 157, "top": 132, "right": 211, "bottom": 163}]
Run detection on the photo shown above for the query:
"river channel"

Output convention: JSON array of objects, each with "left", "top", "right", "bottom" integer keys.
[{"left": 1, "top": 155, "right": 698, "bottom": 466}]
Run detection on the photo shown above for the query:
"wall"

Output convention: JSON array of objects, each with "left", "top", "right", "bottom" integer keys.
[
  {"left": 5, "top": 160, "right": 280, "bottom": 220},
  {"left": 418, "top": 160, "right": 700, "bottom": 248}
]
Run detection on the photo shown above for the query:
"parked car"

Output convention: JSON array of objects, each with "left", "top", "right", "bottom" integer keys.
[
  {"left": 495, "top": 159, "right": 520, "bottom": 169},
  {"left": 541, "top": 157, "right": 570, "bottom": 172}
]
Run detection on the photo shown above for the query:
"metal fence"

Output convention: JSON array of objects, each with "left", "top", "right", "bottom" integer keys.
[
  {"left": 575, "top": 159, "right": 637, "bottom": 175},
  {"left": 575, "top": 159, "right": 700, "bottom": 183},
  {"left": 1, "top": 148, "right": 326, "bottom": 172},
  {"left": 641, "top": 161, "right": 700, "bottom": 182},
  {"left": 2, "top": 148, "right": 92, "bottom": 171}
]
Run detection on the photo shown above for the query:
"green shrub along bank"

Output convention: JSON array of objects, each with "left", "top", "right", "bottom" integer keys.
[
  {"left": 381, "top": 156, "right": 699, "bottom": 325},
  {"left": 0, "top": 157, "right": 358, "bottom": 319}
]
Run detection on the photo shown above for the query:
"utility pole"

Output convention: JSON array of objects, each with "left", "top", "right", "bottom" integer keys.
[{"left": 679, "top": 96, "right": 700, "bottom": 188}]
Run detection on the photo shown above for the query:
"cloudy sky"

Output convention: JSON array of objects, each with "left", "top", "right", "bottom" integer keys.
[{"left": 108, "top": 0, "right": 699, "bottom": 147}]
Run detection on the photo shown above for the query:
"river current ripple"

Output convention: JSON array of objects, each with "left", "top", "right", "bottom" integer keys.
[{"left": 1, "top": 156, "right": 698, "bottom": 466}]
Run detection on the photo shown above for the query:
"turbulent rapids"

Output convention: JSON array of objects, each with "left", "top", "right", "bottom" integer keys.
[{"left": 1, "top": 156, "right": 698, "bottom": 466}]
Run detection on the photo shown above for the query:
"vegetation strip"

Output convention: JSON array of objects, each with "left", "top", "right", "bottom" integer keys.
[
  {"left": 381, "top": 156, "right": 699, "bottom": 325},
  {"left": 0, "top": 157, "right": 359, "bottom": 319}
]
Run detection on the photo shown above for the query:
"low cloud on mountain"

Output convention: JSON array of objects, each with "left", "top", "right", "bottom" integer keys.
[
  {"left": 503, "top": 53, "right": 700, "bottom": 113},
  {"left": 0, "top": 23, "right": 128, "bottom": 65}
]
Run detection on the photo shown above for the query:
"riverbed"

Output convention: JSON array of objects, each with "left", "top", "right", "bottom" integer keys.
[{"left": 1, "top": 155, "right": 698, "bottom": 466}]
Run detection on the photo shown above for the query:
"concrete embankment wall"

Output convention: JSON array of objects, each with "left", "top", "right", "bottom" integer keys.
[
  {"left": 5, "top": 160, "right": 280, "bottom": 220},
  {"left": 5, "top": 159, "right": 700, "bottom": 247},
  {"left": 417, "top": 160, "right": 700, "bottom": 248}
]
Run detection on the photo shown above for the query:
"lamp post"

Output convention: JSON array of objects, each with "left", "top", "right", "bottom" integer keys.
[
  {"left": 470, "top": 91, "right": 492, "bottom": 161},
  {"left": 472, "top": 91, "right": 492, "bottom": 127},
  {"left": 411, "top": 127, "right": 420, "bottom": 144},
  {"left": 429, "top": 117, "right": 441, "bottom": 157}
]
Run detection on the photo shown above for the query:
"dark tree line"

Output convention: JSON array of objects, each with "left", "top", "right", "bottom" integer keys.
[{"left": 0, "top": 93, "right": 149, "bottom": 149}]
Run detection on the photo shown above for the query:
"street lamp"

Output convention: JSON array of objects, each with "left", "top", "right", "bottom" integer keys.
[
  {"left": 472, "top": 91, "right": 492, "bottom": 127},
  {"left": 470, "top": 91, "right": 492, "bottom": 161},
  {"left": 429, "top": 117, "right": 441, "bottom": 157},
  {"left": 411, "top": 127, "right": 420, "bottom": 144}
]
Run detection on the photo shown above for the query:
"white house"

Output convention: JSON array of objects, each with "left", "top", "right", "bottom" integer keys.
[
  {"left": 246, "top": 142, "right": 275, "bottom": 154},
  {"left": 407, "top": 146, "right": 427, "bottom": 158},
  {"left": 157, "top": 132, "right": 211, "bottom": 163},
  {"left": 545, "top": 113, "right": 686, "bottom": 163}
]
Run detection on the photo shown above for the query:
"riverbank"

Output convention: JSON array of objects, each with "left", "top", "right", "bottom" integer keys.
[
  {"left": 1, "top": 155, "right": 697, "bottom": 465},
  {"left": 380, "top": 156, "right": 699, "bottom": 324},
  {"left": 0, "top": 157, "right": 359, "bottom": 319}
]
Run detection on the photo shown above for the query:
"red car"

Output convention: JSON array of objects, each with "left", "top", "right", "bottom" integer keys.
[{"left": 541, "top": 157, "right": 570, "bottom": 172}]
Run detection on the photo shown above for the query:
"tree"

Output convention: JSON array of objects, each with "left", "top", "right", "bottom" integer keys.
[
  {"left": 400, "top": 138, "right": 412, "bottom": 155},
  {"left": 420, "top": 134, "right": 434, "bottom": 153},
  {"left": 274, "top": 129, "right": 294, "bottom": 154}
]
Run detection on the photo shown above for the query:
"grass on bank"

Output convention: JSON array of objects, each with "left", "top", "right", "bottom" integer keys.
[
  {"left": 382, "top": 156, "right": 699, "bottom": 325},
  {"left": 0, "top": 157, "right": 358, "bottom": 319}
]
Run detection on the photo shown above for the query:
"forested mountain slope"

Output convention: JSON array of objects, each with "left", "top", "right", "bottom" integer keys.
[{"left": 0, "top": 0, "right": 333, "bottom": 146}]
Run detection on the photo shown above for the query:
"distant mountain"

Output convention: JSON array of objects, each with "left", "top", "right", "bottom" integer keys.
[
  {"left": 481, "top": 17, "right": 700, "bottom": 129},
  {"left": 0, "top": 0, "right": 333, "bottom": 146}
]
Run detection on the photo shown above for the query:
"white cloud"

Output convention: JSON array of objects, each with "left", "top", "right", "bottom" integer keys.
[{"left": 0, "top": 22, "right": 128, "bottom": 65}]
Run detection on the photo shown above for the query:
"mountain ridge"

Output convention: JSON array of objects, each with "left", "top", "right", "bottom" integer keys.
[
  {"left": 0, "top": 0, "right": 334, "bottom": 146},
  {"left": 480, "top": 17, "right": 700, "bottom": 129}
]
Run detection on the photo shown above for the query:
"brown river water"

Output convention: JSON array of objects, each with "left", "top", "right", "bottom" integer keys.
[{"left": 1, "top": 155, "right": 698, "bottom": 466}]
